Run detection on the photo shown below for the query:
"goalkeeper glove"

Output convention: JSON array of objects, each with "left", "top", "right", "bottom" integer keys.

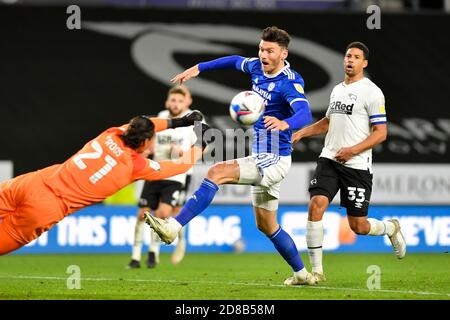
[{"left": 168, "top": 110, "right": 204, "bottom": 129}]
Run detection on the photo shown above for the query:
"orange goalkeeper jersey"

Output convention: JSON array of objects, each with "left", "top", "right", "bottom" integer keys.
[{"left": 38, "top": 119, "right": 197, "bottom": 215}]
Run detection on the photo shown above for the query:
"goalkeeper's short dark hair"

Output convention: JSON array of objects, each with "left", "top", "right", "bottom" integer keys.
[{"left": 120, "top": 116, "right": 155, "bottom": 149}]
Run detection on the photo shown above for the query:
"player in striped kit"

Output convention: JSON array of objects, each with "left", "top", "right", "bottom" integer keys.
[{"left": 292, "top": 42, "right": 406, "bottom": 282}]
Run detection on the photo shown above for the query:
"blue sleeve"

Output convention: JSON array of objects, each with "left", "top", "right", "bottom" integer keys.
[
  {"left": 240, "top": 57, "right": 260, "bottom": 74},
  {"left": 284, "top": 100, "right": 312, "bottom": 130},
  {"left": 198, "top": 55, "right": 245, "bottom": 72},
  {"left": 282, "top": 78, "right": 307, "bottom": 105},
  {"left": 281, "top": 79, "right": 312, "bottom": 130}
]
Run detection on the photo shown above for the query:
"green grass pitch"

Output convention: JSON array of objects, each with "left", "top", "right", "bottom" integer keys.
[{"left": 0, "top": 253, "right": 448, "bottom": 300}]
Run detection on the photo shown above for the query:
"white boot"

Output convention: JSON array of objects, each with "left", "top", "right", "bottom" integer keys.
[{"left": 144, "top": 212, "right": 182, "bottom": 244}]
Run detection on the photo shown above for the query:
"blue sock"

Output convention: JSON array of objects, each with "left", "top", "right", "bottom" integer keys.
[
  {"left": 268, "top": 226, "right": 304, "bottom": 272},
  {"left": 175, "top": 178, "right": 219, "bottom": 226}
]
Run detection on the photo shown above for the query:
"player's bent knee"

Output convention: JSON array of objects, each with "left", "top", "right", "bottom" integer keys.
[
  {"left": 206, "top": 163, "right": 224, "bottom": 182},
  {"left": 308, "top": 196, "right": 328, "bottom": 220},
  {"left": 206, "top": 162, "right": 238, "bottom": 185}
]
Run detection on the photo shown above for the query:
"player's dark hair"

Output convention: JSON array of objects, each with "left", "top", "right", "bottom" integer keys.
[
  {"left": 120, "top": 116, "right": 155, "bottom": 149},
  {"left": 346, "top": 41, "right": 369, "bottom": 60},
  {"left": 261, "top": 26, "right": 290, "bottom": 48},
  {"left": 168, "top": 86, "right": 187, "bottom": 98}
]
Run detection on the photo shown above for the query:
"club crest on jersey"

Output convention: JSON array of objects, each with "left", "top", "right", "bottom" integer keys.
[
  {"left": 268, "top": 82, "right": 275, "bottom": 92},
  {"left": 329, "top": 101, "right": 354, "bottom": 115},
  {"left": 348, "top": 93, "right": 357, "bottom": 101},
  {"left": 294, "top": 83, "right": 304, "bottom": 94}
]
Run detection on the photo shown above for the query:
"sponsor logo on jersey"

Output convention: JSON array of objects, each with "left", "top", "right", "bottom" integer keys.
[
  {"left": 329, "top": 101, "right": 354, "bottom": 115},
  {"left": 294, "top": 83, "right": 304, "bottom": 94},
  {"left": 158, "top": 135, "right": 183, "bottom": 145},
  {"left": 252, "top": 84, "right": 272, "bottom": 101}
]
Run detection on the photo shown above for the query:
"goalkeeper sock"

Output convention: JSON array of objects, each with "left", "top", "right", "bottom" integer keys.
[
  {"left": 268, "top": 226, "right": 304, "bottom": 272},
  {"left": 368, "top": 218, "right": 395, "bottom": 236},
  {"left": 306, "top": 220, "right": 324, "bottom": 274},
  {"left": 131, "top": 218, "right": 145, "bottom": 261},
  {"left": 175, "top": 178, "right": 219, "bottom": 226}
]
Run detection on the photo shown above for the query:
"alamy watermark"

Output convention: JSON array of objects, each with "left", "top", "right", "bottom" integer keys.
[
  {"left": 66, "top": 265, "right": 81, "bottom": 289},
  {"left": 66, "top": 5, "right": 81, "bottom": 30},
  {"left": 169, "top": 124, "right": 280, "bottom": 165},
  {"left": 366, "top": 5, "right": 381, "bottom": 30},
  {"left": 366, "top": 265, "right": 381, "bottom": 290}
]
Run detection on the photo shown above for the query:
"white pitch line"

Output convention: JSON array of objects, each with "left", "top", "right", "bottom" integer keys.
[{"left": 0, "top": 275, "right": 449, "bottom": 298}]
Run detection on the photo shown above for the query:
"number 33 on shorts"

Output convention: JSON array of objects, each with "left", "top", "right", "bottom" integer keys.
[{"left": 347, "top": 187, "right": 366, "bottom": 208}]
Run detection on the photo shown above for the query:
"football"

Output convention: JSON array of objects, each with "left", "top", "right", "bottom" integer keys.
[{"left": 229, "top": 91, "right": 265, "bottom": 125}]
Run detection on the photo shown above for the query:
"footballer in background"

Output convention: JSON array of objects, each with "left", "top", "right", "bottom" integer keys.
[
  {"left": 293, "top": 42, "right": 406, "bottom": 282},
  {"left": 127, "top": 86, "right": 197, "bottom": 269}
]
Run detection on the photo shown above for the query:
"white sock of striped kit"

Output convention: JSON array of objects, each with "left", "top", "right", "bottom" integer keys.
[{"left": 306, "top": 220, "right": 324, "bottom": 274}]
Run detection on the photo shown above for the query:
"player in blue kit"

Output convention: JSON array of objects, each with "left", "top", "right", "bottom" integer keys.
[{"left": 145, "top": 26, "right": 315, "bottom": 285}]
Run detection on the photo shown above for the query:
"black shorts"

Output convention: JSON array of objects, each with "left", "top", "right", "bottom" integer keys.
[
  {"left": 308, "top": 157, "right": 373, "bottom": 217},
  {"left": 138, "top": 180, "right": 183, "bottom": 210}
]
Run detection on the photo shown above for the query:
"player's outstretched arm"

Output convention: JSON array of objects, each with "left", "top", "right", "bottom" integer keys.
[
  {"left": 171, "top": 65, "right": 200, "bottom": 84},
  {"left": 292, "top": 117, "right": 330, "bottom": 144},
  {"left": 137, "top": 122, "right": 211, "bottom": 181},
  {"left": 170, "top": 56, "right": 245, "bottom": 84},
  {"left": 149, "top": 110, "right": 204, "bottom": 132},
  {"left": 150, "top": 145, "right": 203, "bottom": 180}
]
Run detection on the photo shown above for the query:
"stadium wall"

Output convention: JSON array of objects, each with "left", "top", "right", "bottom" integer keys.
[
  {"left": 18, "top": 204, "right": 450, "bottom": 254},
  {"left": 0, "top": 7, "right": 449, "bottom": 175}
]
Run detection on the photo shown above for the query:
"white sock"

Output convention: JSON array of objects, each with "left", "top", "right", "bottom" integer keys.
[
  {"left": 367, "top": 218, "right": 395, "bottom": 236},
  {"left": 294, "top": 267, "right": 308, "bottom": 278},
  {"left": 149, "top": 229, "right": 161, "bottom": 257},
  {"left": 306, "top": 220, "right": 324, "bottom": 274},
  {"left": 131, "top": 219, "right": 145, "bottom": 261}
]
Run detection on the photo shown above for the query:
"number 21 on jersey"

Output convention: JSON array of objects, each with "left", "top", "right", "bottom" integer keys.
[{"left": 72, "top": 140, "right": 118, "bottom": 184}]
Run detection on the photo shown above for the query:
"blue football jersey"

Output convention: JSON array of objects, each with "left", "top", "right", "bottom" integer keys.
[{"left": 238, "top": 57, "right": 308, "bottom": 156}]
